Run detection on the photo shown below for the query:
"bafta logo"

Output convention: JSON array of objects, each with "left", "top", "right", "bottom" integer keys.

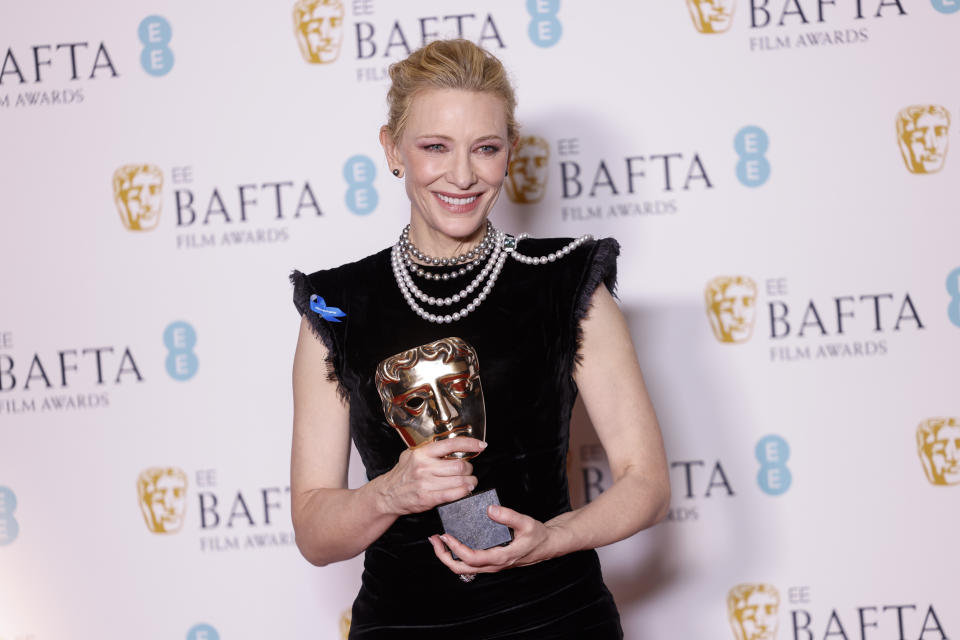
[
  {"left": 293, "top": 0, "right": 345, "bottom": 64},
  {"left": 687, "top": 0, "right": 736, "bottom": 34},
  {"left": 728, "top": 583, "right": 780, "bottom": 640},
  {"left": 897, "top": 105, "right": 950, "bottom": 174},
  {"left": 137, "top": 467, "right": 188, "bottom": 534},
  {"left": 505, "top": 136, "right": 550, "bottom": 204},
  {"left": 113, "top": 164, "right": 163, "bottom": 231},
  {"left": 706, "top": 276, "right": 758, "bottom": 344},
  {"left": 917, "top": 417, "right": 960, "bottom": 486},
  {"left": 339, "top": 609, "right": 352, "bottom": 640}
]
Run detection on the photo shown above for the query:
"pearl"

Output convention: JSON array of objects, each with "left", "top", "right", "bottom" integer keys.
[{"left": 391, "top": 226, "right": 593, "bottom": 325}]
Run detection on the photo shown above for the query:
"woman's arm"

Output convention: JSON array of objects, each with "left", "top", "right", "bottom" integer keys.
[
  {"left": 291, "top": 316, "right": 482, "bottom": 566},
  {"left": 429, "top": 284, "right": 669, "bottom": 573}
]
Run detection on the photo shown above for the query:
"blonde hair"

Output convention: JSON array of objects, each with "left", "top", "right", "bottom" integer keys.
[{"left": 385, "top": 39, "right": 518, "bottom": 144}]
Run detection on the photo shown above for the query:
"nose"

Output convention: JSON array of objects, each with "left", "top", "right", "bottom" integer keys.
[
  {"left": 448, "top": 148, "right": 476, "bottom": 190},
  {"left": 428, "top": 386, "right": 459, "bottom": 430}
]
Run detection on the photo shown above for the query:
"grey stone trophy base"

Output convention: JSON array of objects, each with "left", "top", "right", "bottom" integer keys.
[{"left": 437, "top": 488, "right": 513, "bottom": 560}]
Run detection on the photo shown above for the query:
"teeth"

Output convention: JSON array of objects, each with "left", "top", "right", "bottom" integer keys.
[{"left": 437, "top": 193, "right": 478, "bottom": 206}]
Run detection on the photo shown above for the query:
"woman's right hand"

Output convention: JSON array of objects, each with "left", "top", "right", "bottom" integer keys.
[{"left": 374, "top": 437, "right": 485, "bottom": 516}]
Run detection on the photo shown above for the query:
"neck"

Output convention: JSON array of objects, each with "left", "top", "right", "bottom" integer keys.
[{"left": 407, "top": 220, "right": 489, "bottom": 261}]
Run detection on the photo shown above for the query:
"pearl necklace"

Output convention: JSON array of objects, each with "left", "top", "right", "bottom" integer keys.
[
  {"left": 400, "top": 221, "right": 494, "bottom": 266},
  {"left": 392, "top": 225, "right": 594, "bottom": 324}
]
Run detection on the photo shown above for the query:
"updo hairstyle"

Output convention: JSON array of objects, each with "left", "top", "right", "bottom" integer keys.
[{"left": 385, "top": 39, "right": 518, "bottom": 144}]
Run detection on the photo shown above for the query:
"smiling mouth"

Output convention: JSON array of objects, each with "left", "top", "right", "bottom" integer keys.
[{"left": 435, "top": 193, "right": 479, "bottom": 206}]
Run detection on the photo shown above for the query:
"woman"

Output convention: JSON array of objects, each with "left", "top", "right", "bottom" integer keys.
[{"left": 290, "top": 39, "right": 669, "bottom": 638}]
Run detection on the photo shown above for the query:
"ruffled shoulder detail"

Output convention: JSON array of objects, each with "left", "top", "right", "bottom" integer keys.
[
  {"left": 290, "top": 268, "right": 348, "bottom": 401},
  {"left": 572, "top": 237, "right": 620, "bottom": 368}
]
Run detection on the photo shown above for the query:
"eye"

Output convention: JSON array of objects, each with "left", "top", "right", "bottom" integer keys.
[
  {"left": 476, "top": 144, "right": 500, "bottom": 154},
  {"left": 403, "top": 396, "right": 426, "bottom": 415},
  {"left": 423, "top": 143, "right": 445, "bottom": 152},
  {"left": 446, "top": 377, "right": 473, "bottom": 398}
]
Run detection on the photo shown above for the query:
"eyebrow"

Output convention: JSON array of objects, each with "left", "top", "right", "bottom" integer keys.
[{"left": 415, "top": 134, "right": 506, "bottom": 143}]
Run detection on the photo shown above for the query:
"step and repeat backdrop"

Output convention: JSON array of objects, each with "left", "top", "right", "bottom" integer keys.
[{"left": 1, "top": 1, "right": 958, "bottom": 638}]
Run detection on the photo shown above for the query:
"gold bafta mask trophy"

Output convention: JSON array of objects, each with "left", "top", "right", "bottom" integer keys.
[{"left": 376, "top": 337, "right": 512, "bottom": 554}]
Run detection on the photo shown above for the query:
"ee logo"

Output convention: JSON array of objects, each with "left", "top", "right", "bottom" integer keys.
[
  {"left": 139, "top": 15, "right": 174, "bottom": 76},
  {"left": 0, "top": 487, "right": 19, "bottom": 545},
  {"left": 947, "top": 267, "right": 960, "bottom": 328},
  {"left": 343, "top": 155, "right": 378, "bottom": 215},
  {"left": 735, "top": 126, "right": 771, "bottom": 187},
  {"left": 164, "top": 321, "right": 198, "bottom": 381},
  {"left": 931, "top": 0, "right": 960, "bottom": 14},
  {"left": 186, "top": 624, "right": 219, "bottom": 640},
  {"left": 527, "top": 0, "right": 562, "bottom": 48},
  {"left": 756, "top": 435, "right": 792, "bottom": 496}
]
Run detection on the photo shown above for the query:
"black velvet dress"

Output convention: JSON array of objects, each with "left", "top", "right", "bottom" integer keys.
[{"left": 291, "top": 236, "right": 623, "bottom": 639}]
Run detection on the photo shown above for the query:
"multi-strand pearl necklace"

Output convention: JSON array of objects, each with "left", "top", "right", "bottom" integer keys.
[{"left": 391, "top": 224, "right": 593, "bottom": 324}]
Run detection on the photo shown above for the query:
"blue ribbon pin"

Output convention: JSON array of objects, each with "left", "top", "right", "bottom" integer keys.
[{"left": 310, "top": 295, "right": 346, "bottom": 323}]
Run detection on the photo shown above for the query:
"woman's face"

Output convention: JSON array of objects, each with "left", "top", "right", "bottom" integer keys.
[{"left": 384, "top": 88, "right": 510, "bottom": 247}]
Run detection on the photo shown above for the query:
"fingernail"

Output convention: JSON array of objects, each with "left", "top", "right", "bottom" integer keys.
[
  {"left": 488, "top": 505, "right": 499, "bottom": 516},
  {"left": 479, "top": 441, "right": 488, "bottom": 449}
]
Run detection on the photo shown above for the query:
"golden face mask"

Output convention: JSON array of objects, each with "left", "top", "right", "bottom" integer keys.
[
  {"left": 113, "top": 164, "right": 163, "bottom": 231},
  {"left": 706, "top": 276, "right": 758, "bottom": 344},
  {"left": 727, "top": 583, "right": 780, "bottom": 640},
  {"left": 897, "top": 105, "right": 950, "bottom": 174},
  {"left": 506, "top": 136, "right": 550, "bottom": 204},
  {"left": 137, "top": 467, "right": 188, "bottom": 533},
  {"left": 293, "top": 0, "right": 345, "bottom": 64},
  {"left": 687, "top": 0, "right": 736, "bottom": 34},
  {"left": 376, "top": 337, "right": 486, "bottom": 459},
  {"left": 917, "top": 417, "right": 960, "bottom": 486}
]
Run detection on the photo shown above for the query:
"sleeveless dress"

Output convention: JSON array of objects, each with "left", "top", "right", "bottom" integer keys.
[{"left": 291, "top": 237, "right": 623, "bottom": 639}]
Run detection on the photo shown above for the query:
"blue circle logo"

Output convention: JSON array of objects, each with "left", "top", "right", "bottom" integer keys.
[
  {"left": 164, "top": 321, "right": 198, "bottom": 381},
  {"left": 527, "top": 0, "right": 563, "bottom": 47},
  {"left": 0, "top": 486, "right": 19, "bottom": 545},
  {"left": 931, "top": 0, "right": 960, "bottom": 13},
  {"left": 186, "top": 623, "right": 219, "bottom": 640},
  {"left": 755, "top": 435, "right": 792, "bottom": 496},
  {"left": 734, "top": 125, "right": 771, "bottom": 187},
  {"left": 139, "top": 15, "right": 174, "bottom": 76},
  {"left": 343, "top": 155, "right": 378, "bottom": 215},
  {"left": 947, "top": 266, "right": 960, "bottom": 328}
]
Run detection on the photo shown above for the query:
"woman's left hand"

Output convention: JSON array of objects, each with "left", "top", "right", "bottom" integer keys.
[{"left": 427, "top": 504, "right": 566, "bottom": 575}]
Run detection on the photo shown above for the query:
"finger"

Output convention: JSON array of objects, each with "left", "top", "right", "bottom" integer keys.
[
  {"left": 432, "top": 458, "right": 474, "bottom": 478},
  {"left": 422, "top": 437, "right": 487, "bottom": 459},
  {"left": 486, "top": 504, "right": 530, "bottom": 530},
  {"left": 435, "top": 534, "right": 489, "bottom": 572}
]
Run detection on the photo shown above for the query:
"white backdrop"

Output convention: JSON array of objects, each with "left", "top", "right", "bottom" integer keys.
[{"left": 1, "top": 1, "right": 958, "bottom": 638}]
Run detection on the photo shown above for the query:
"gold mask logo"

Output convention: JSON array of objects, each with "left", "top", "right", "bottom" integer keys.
[
  {"left": 917, "top": 417, "right": 960, "bottom": 486},
  {"left": 339, "top": 608, "right": 352, "bottom": 640},
  {"left": 728, "top": 583, "right": 780, "bottom": 640},
  {"left": 506, "top": 136, "right": 550, "bottom": 204},
  {"left": 294, "top": 0, "right": 345, "bottom": 64},
  {"left": 113, "top": 164, "right": 163, "bottom": 231},
  {"left": 137, "top": 467, "right": 188, "bottom": 534},
  {"left": 687, "top": 0, "right": 736, "bottom": 34},
  {"left": 706, "top": 276, "right": 758, "bottom": 344},
  {"left": 897, "top": 105, "right": 950, "bottom": 174}
]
